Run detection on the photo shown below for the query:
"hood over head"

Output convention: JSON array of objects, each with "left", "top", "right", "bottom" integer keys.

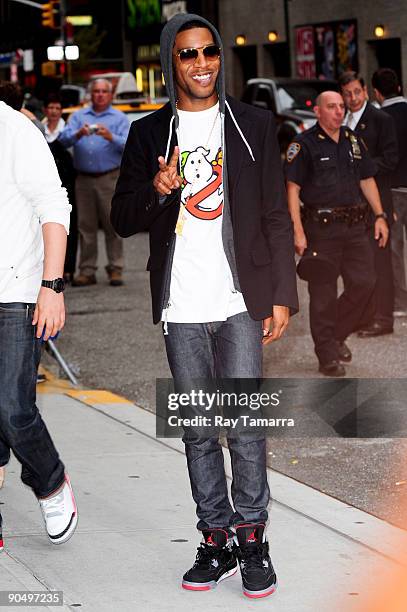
[{"left": 160, "top": 13, "right": 225, "bottom": 127}]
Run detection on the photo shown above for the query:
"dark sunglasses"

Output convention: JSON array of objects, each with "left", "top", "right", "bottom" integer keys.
[{"left": 176, "top": 44, "right": 221, "bottom": 64}]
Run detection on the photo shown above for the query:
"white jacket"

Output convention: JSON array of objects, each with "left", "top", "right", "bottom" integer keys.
[{"left": 0, "top": 102, "right": 71, "bottom": 303}]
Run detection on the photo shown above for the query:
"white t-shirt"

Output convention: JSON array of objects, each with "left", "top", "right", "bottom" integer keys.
[
  {"left": 163, "top": 103, "right": 247, "bottom": 323},
  {"left": 0, "top": 102, "right": 70, "bottom": 303}
]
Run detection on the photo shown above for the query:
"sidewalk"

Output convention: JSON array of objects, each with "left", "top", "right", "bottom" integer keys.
[{"left": 1, "top": 377, "right": 407, "bottom": 612}]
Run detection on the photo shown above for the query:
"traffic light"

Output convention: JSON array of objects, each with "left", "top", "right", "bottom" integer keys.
[{"left": 41, "top": 1, "right": 60, "bottom": 29}]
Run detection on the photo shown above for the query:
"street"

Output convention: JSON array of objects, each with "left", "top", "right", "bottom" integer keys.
[{"left": 47, "top": 231, "right": 407, "bottom": 530}]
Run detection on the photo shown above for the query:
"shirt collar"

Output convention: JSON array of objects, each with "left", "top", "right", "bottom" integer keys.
[
  {"left": 382, "top": 96, "right": 407, "bottom": 107},
  {"left": 85, "top": 105, "right": 114, "bottom": 117},
  {"left": 344, "top": 101, "right": 367, "bottom": 126},
  {"left": 43, "top": 117, "right": 65, "bottom": 141},
  {"left": 316, "top": 123, "right": 342, "bottom": 144}
]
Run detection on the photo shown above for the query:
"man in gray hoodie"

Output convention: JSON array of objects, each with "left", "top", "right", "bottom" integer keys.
[{"left": 112, "top": 13, "right": 298, "bottom": 599}]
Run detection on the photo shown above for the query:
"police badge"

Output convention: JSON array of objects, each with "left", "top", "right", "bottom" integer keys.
[{"left": 349, "top": 133, "right": 362, "bottom": 159}]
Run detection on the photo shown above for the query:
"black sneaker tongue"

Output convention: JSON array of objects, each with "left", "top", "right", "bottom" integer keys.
[
  {"left": 236, "top": 524, "right": 265, "bottom": 547},
  {"left": 202, "top": 528, "right": 228, "bottom": 547}
]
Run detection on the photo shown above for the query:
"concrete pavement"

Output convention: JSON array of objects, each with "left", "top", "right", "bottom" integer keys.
[
  {"left": 54, "top": 232, "right": 407, "bottom": 529},
  {"left": 1, "top": 376, "right": 407, "bottom": 611}
]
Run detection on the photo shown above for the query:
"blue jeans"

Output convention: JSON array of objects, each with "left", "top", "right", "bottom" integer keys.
[
  {"left": 0, "top": 303, "right": 65, "bottom": 499},
  {"left": 164, "top": 311, "right": 269, "bottom": 531}
]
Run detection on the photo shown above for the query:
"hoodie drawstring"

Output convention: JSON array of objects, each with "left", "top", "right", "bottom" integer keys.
[
  {"left": 165, "top": 115, "right": 175, "bottom": 163},
  {"left": 225, "top": 99, "right": 255, "bottom": 162}
]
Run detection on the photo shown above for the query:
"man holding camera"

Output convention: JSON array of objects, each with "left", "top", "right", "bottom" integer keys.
[
  {"left": 285, "top": 91, "right": 388, "bottom": 376},
  {"left": 59, "top": 79, "right": 129, "bottom": 287}
]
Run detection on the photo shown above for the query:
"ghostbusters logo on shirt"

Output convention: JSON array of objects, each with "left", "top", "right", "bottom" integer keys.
[{"left": 180, "top": 146, "right": 223, "bottom": 220}]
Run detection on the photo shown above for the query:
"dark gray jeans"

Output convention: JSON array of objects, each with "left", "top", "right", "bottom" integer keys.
[
  {"left": 164, "top": 311, "right": 270, "bottom": 531},
  {"left": 0, "top": 303, "right": 65, "bottom": 498}
]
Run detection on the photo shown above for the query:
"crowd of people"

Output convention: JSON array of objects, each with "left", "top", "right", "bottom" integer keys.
[{"left": 0, "top": 78, "right": 130, "bottom": 288}]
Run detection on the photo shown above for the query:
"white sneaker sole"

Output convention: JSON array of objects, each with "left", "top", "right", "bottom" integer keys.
[{"left": 48, "top": 510, "right": 78, "bottom": 545}]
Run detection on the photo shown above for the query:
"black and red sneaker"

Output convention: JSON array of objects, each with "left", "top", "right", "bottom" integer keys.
[
  {"left": 182, "top": 528, "right": 237, "bottom": 591},
  {"left": 235, "top": 523, "right": 277, "bottom": 598}
]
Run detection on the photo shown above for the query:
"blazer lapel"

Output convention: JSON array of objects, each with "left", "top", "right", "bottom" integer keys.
[{"left": 355, "top": 103, "right": 370, "bottom": 133}]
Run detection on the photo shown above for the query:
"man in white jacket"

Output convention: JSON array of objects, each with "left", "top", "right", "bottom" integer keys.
[{"left": 0, "top": 101, "right": 78, "bottom": 551}]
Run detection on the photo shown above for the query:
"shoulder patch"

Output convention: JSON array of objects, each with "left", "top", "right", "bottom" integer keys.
[{"left": 286, "top": 142, "right": 301, "bottom": 163}]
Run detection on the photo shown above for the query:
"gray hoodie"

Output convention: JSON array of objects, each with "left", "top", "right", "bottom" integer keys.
[{"left": 159, "top": 13, "right": 256, "bottom": 295}]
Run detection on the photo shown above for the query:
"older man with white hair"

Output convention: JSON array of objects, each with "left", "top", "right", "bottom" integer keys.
[{"left": 59, "top": 79, "right": 129, "bottom": 286}]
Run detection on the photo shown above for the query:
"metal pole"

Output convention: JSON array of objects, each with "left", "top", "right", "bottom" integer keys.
[
  {"left": 59, "top": 0, "right": 68, "bottom": 83},
  {"left": 283, "top": 0, "right": 291, "bottom": 77},
  {"left": 47, "top": 339, "right": 79, "bottom": 386}
]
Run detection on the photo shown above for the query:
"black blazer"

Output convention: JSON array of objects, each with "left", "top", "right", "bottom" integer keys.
[
  {"left": 354, "top": 102, "right": 398, "bottom": 217},
  {"left": 111, "top": 96, "right": 298, "bottom": 324},
  {"left": 381, "top": 101, "right": 407, "bottom": 188}
]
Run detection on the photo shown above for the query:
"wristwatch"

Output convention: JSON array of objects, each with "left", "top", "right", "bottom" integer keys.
[
  {"left": 41, "top": 278, "right": 66, "bottom": 293},
  {"left": 375, "top": 212, "right": 388, "bottom": 220}
]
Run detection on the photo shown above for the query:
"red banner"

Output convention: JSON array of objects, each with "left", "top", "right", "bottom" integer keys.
[{"left": 295, "top": 26, "right": 316, "bottom": 78}]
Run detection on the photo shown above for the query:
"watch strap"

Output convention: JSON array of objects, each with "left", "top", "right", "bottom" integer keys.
[{"left": 41, "top": 278, "right": 65, "bottom": 293}]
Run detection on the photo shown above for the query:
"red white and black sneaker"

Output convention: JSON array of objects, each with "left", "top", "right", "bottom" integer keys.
[
  {"left": 38, "top": 474, "right": 78, "bottom": 545},
  {"left": 182, "top": 528, "right": 238, "bottom": 591},
  {"left": 235, "top": 523, "right": 277, "bottom": 598}
]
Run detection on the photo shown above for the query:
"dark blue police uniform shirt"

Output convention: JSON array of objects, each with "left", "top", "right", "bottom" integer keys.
[{"left": 284, "top": 124, "right": 376, "bottom": 208}]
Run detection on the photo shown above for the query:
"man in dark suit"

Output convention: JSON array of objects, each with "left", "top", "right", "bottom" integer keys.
[
  {"left": 111, "top": 12, "right": 297, "bottom": 600},
  {"left": 372, "top": 68, "right": 407, "bottom": 317},
  {"left": 339, "top": 71, "right": 398, "bottom": 336}
]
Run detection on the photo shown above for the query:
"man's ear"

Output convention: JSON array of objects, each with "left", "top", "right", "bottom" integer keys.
[{"left": 372, "top": 88, "right": 382, "bottom": 103}]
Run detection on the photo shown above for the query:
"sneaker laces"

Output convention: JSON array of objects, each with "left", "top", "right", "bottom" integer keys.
[
  {"left": 40, "top": 489, "right": 65, "bottom": 518},
  {"left": 239, "top": 544, "right": 267, "bottom": 574},
  {"left": 193, "top": 543, "right": 224, "bottom": 570}
]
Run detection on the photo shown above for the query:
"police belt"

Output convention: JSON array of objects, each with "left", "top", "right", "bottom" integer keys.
[{"left": 301, "top": 204, "right": 368, "bottom": 226}]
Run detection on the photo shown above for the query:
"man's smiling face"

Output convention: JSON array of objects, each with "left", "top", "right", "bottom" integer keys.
[{"left": 173, "top": 27, "right": 220, "bottom": 110}]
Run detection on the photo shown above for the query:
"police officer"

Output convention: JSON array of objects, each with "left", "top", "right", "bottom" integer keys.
[{"left": 285, "top": 91, "right": 389, "bottom": 376}]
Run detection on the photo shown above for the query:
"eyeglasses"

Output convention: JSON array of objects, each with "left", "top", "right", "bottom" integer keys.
[
  {"left": 176, "top": 44, "right": 221, "bottom": 64},
  {"left": 342, "top": 89, "right": 363, "bottom": 98}
]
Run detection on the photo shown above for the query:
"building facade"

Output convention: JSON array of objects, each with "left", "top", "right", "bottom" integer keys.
[{"left": 219, "top": 0, "right": 407, "bottom": 97}]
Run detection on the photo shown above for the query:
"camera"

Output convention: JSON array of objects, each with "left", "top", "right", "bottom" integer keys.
[{"left": 88, "top": 124, "right": 99, "bottom": 135}]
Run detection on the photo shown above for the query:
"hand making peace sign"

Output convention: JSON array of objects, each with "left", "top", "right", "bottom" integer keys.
[{"left": 153, "top": 146, "right": 183, "bottom": 196}]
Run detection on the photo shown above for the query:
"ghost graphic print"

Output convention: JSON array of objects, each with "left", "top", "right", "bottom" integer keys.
[{"left": 180, "top": 146, "right": 223, "bottom": 220}]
